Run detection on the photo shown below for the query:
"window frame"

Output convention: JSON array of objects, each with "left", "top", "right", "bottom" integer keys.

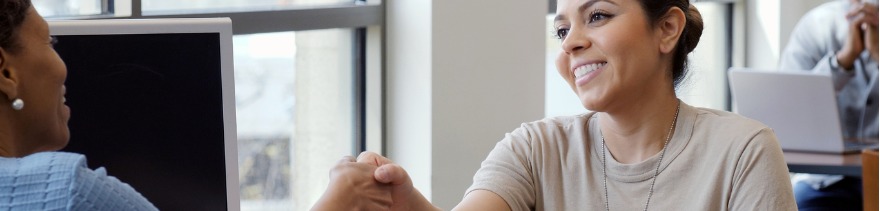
[{"left": 45, "top": 0, "right": 385, "bottom": 155}]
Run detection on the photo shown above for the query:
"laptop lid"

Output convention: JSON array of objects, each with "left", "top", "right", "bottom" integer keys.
[{"left": 728, "top": 67, "right": 846, "bottom": 153}]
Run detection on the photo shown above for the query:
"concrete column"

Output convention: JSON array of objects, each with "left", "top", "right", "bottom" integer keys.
[
  {"left": 293, "top": 29, "right": 354, "bottom": 211},
  {"left": 386, "top": 0, "right": 546, "bottom": 209}
]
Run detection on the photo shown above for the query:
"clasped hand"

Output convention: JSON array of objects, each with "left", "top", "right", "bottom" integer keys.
[
  {"left": 838, "top": 1, "right": 879, "bottom": 69},
  {"left": 311, "top": 152, "right": 416, "bottom": 211}
]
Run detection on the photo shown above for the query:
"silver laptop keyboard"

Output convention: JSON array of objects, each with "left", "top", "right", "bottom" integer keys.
[{"left": 844, "top": 141, "right": 879, "bottom": 151}]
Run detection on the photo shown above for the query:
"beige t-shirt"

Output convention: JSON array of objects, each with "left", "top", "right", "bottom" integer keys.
[{"left": 466, "top": 103, "right": 797, "bottom": 211}]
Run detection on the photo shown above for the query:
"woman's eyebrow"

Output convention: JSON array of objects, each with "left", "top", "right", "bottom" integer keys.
[
  {"left": 554, "top": 14, "right": 567, "bottom": 22},
  {"left": 554, "top": 0, "right": 617, "bottom": 22}
]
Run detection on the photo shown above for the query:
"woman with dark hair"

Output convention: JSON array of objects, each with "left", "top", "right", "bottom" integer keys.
[
  {"left": 313, "top": 0, "right": 798, "bottom": 210},
  {"left": 0, "top": 0, "right": 156, "bottom": 210}
]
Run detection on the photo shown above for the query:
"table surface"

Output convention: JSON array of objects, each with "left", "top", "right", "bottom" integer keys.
[{"left": 784, "top": 151, "right": 863, "bottom": 177}]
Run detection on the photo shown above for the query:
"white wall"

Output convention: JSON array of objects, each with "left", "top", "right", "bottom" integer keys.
[{"left": 386, "top": 0, "right": 546, "bottom": 209}]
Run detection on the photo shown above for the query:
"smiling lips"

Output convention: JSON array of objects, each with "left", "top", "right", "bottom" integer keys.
[{"left": 573, "top": 62, "right": 607, "bottom": 83}]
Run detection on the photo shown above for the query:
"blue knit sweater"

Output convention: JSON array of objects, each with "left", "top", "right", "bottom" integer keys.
[{"left": 0, "top": 152, "right": 157, "bottom": 210}]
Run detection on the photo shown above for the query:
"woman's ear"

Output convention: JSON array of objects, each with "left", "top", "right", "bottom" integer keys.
[
  {"left": 0, "top": 48, "right": 20, "bottom": 100},
  {"left": 657, "top": 7, "right": 686, "bottom": 54}
]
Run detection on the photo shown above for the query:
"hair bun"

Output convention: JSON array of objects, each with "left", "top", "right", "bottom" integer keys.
[{"left": 683, "top": 4, "right": 704, "bottom": 53}]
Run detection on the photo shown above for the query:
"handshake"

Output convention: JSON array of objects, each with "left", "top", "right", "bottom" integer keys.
[{"left": 310, "top": 151, "right": 437, "bottom": 211}]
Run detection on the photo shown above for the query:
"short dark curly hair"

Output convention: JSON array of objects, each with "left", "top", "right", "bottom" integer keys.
[{"left": 0, "top": 0, "right": 32, "bottom": 54}]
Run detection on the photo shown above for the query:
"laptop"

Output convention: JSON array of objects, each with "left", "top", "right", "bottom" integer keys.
[{"left": 727, "top": 67, "right": 878, "bottom": 154}]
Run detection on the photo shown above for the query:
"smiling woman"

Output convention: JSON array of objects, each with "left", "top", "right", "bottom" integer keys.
[
  {"left": 312, "top": 0, "right": 798, "bottom": 210},
  {"left": 0, "top": 0, "right": 156, "bottom": 210},
  {"left": 551, "top": 0, "right": 701, "bottom": 113},
  {"left": 0, "top": 0, "right": 70, "bottom": 158}
]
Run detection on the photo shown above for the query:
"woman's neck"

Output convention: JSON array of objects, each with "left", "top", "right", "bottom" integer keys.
[
  {"left": 0, "top": 113, "right": 26, "bottom": 157},
  {"left": 0, "top": 134, "right": 18, "bottom": 157},
  {"left": 598, "top": 93, "right": 680, "bottom": 164}
]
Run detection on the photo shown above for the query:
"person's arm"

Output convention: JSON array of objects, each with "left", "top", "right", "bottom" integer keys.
[
  {"left": 354, "top": 152, "right": 512, "bottom": 211},
  {"left": 457, "top": 127, "right": 537, "bottom": 211},
  {"left": 346, "top": 123, "right": 537, "bottom": 211},
  {"left": 842, "top": 2, "right": 878, "bottom": 66},
  {"left": 779, "top": 5, "right": 834, "bottom": 72},
  {"left": 779, "top": 3, "right": 857, "bottom": 91},
  {"left": 452, "top": 190, "right": 511, "bottom": 211},
  {"left": 727, "top": 128, "right": 797, "bottom": 211}
]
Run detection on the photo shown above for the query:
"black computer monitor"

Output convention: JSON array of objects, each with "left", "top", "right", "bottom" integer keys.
[{"left": 48, "top": 18, "right": 239, "bottom": 211}]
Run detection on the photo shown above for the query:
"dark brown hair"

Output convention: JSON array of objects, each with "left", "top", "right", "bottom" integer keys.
[
  {"left": 636, "top": 0, "right": 703, "bottom": 88},
  {"left": 0, "top": 0, "right": 32, "bottom": 54}
]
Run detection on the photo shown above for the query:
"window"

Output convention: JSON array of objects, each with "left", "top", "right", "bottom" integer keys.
[
  {"left": 143, "top": 0, "right": 353, "bottom": 12},
  {"left": 34, "top": 0, "right": 102, "bottom": 17},
  {"left": 39, "top": 1, "right": 382, "bottom": 210},
  {"left": 234, "top": 29, "right": 356, "bottom": 210}
]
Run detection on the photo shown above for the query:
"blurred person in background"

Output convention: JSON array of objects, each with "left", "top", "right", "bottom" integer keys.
[{"left": 780, "top": 0, "right": 878, "bottom": 210}]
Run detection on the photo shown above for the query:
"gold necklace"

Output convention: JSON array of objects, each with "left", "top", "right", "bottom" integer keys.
[{"left": 601, "top": 101, "right": 680, "bottom": 211}]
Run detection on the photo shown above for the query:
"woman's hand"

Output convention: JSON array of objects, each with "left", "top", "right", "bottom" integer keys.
[
  {"left": 311, "top": 156, "right": 393, "bottom": 211},
  {"left": 357, "top": 151, "right": 440, "bottom": 211}
]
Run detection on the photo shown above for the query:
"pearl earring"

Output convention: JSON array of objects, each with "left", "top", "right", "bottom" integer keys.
[{"left": 11, "top": 98, "right": 23, "bottom": 110}]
